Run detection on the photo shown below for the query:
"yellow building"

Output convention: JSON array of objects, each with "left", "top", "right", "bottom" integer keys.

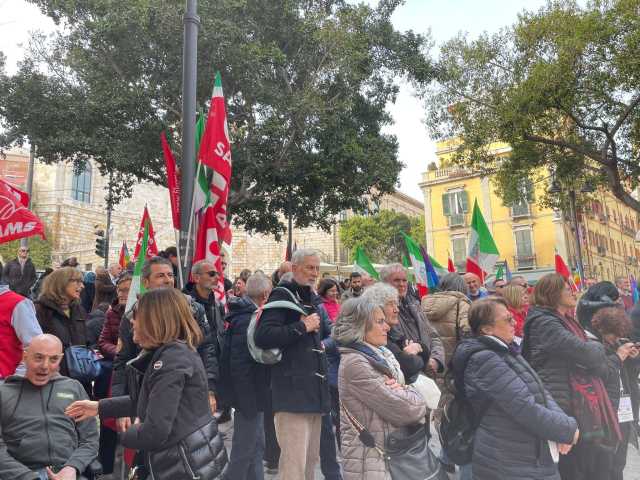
[{"left": 419, "top": 140, "right": 640, "bottom": 282}]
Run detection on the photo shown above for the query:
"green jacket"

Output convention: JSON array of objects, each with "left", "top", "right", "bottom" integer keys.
[{"left": 0, "top": 374, "right": 98, "bottom": 480}]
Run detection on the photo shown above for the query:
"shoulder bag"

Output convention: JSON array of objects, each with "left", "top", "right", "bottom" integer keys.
[{"left": 341, "top": 401, "right": 447, "bottom": 480}]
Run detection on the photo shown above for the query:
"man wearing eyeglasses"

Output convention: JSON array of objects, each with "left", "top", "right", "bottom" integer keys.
[{"left": 2, "top": 246, "right": 37, "bottom": 297}]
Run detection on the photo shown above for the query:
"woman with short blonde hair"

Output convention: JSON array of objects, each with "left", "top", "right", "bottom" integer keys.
[
  {"left": 502, "top": 284, "right": 527, "bottom": 338},
  {"left": 39, "top": 267, "right": 84, "bottom": 306}
]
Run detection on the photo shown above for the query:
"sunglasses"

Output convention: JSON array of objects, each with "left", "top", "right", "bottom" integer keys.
[{"left": 205, "top": 271, "right": 219, "bottom": 277}]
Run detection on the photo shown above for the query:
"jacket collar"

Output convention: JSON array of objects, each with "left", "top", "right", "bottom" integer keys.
[{"left": 340, "top": 342, "right": 393, "bottom": 377}]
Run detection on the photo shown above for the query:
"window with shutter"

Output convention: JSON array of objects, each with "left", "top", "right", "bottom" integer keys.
[
  {"left": 515, "top": 229, "right": 534, "bottom": 268},
  {"left": 452, "top": 237, "right": 467, "bottom": 270},
  {"left": 442, "top": 192, "right": 451, "bottom": 216}
]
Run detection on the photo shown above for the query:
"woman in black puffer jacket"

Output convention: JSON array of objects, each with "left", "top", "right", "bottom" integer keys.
[
  {"left": 523, "top": 274, "right": 613, "bottom": 480},
  {"left": 453, "top": 297, "right": 578, "bottom": 480},
  {"left": 66, "top": 288, "right": 227, "bottom": 479}
]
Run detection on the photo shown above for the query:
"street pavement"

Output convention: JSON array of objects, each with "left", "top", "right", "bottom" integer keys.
[
  {"left": 103, "top": 416, "right": 640, "bottom": 479},
  {"left": 217, "top": 415, "right": 640, "bottom": 480}
]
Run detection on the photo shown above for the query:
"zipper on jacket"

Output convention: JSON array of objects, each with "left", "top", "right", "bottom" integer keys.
[
  {"left": 147, "top": 454, "right": 156, "bottom": 480},
  {"left": 179, "top": 443, "right": 201, "bottom": 479},
  {"left": 40, "top": 387, "right": 53, "bottom": 466}
]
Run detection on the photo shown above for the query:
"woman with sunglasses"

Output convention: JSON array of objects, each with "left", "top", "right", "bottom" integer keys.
[{"left": 65, "top": 288, "right": 228, "bottom": 479}]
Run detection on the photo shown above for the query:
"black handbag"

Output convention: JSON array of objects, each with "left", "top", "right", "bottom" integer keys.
[{"left": 342, "top": 402, "right": 447, "bottom": 480}]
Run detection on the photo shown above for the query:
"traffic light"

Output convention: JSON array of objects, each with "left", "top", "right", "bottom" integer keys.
[{"left": 95, "top": 229, "right": 107, "bottom": 258}]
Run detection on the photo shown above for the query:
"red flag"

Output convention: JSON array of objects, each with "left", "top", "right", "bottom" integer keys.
[
  {"left": 197, "top": 71, "right": 232, "bottom": 288},
  {"left": 161, "top": 132, "right": 181, "bottom": 230},
  {"left": 193, "top": 205, "right": 226, "bottom": 304},
  {"left": 447, "top": 255, "right": 456, "bottom": 273},
  {"left": 0, "top": 180, "right": 45, "bottom": 243},
  {"left": 0, "top": 178, "right": 30, "bottom": 207},
  {"left": 132, "top": 207, "right": 159, "bottom": 260},
  {"left": 555, "top": 253, "right": 577, "bottom": 292}
]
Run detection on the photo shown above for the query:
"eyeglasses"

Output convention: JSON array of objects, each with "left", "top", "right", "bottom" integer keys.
[
  {"left": 19, "top": 249, "right": 29, "bottom": 253},
  {"left": 206, "top": 271, "right": 219, "bottom": 277}
]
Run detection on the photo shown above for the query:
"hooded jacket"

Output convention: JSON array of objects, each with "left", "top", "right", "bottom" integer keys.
[
  {"left": 421, "top": 291, "right": 470, "bottom": 364},
  {"left": 218, "top": 296, "right": 269, "bottom": 417},
  {"left": 254, "top": 280, "right": 330, "bottom": 414},
  {"left": 0, "top": 374, "right": 99, "bottom": 480},
  {"left": 338, "top": 343, "right": 427, "bottom": 480},
  {"left": 522, "top": 306, "right": 609, "bottom": 415},
  {"left": 452, "top": 337, "right": 577, "bottom": 480}
]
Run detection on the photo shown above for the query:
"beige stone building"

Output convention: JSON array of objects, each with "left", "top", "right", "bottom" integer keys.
[{"left": 1, "top": 149, "right": 424, "bottom": 276}]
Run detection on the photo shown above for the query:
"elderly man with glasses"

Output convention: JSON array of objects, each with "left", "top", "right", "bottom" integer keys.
[{"left": 2, "top": 246, "right": 37, "bottom": 297}]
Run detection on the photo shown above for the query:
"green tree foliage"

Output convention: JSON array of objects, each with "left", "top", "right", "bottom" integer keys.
[
  {"left": 339, "top": 209, "right": 425, "bottom": 263},
  {"left": 0, "top": 0, "right": 434, "bottom": 237},
  {"left": 425, "top": 0, "right": 640, "bottom": 212},
  {"left": 0, "top": 236, "right": 53, "bottom": 270}
]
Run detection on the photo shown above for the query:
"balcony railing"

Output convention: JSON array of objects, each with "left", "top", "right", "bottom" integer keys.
[
  {"left": 513, "top": 254, "right": 536, "bottom": 270},
  {"left": 447, "top": 213, "right": 468, "bottom": 228}
]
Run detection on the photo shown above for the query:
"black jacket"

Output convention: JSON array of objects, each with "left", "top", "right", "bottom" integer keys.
[
  {"left": 218, "top": 297, "right": 269, "bottom": 417},
  {"left": 112, "top": 292, "right": 219, "bottom": 396},
  {"left": 3, "top": 258, "right": 36, "bottom": 297},
  {"left": 254, "top": 280, "right": 330, "bottom": 414},
  {"left": 99, "top": 341, "right": 227, "bottom": 479},
  {"left": 386, "top": 327, "right": 430, "bottom": 384},
  {"left": 453, "top": 336, "right": 577, "bottom": 480},
  {"left": 183, "top": 283, "right": 226, "bottom": 347},
  {"left": 34, "top": 297, "right": 87, "bottom": 377},
  {"left": 522, "top": 306, "right": 608, "bottom": 415}
]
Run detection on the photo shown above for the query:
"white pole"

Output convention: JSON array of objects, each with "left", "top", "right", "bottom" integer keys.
[
  {"left": 183, "top": 159, "right": 202, "bottom": 268},
  {"left": 174, "top": 228, "right": 185, "bottom": 288}
]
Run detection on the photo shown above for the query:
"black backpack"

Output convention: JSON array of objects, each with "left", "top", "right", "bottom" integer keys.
[{"left": 437, "top": 344, "right": 490, "bottom": 466}]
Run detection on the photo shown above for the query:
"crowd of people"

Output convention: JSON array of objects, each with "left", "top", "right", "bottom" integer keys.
[{"left": 0, "top": 244, "right": 640, "bottom": 480}]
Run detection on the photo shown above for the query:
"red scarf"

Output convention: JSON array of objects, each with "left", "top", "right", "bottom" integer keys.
[{"left": 562, "top": 314, "right": 622, "bottom": 444}]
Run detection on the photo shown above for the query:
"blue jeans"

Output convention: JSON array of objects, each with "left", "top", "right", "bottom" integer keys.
[
  {"left": 459, "top": 463, "right": 472, "bottom": 480},
  {"left": 320, "top": 414, "right": 342, "bottom": 480},
  {"left": 225, "top": 411, "right": 265, "bottom": 480}
]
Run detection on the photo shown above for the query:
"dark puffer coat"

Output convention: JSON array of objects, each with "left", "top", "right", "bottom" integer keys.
[
  {"left": 453, "top": 336, "right": 577, "bottom": 480},
  {"left": 99, "top": 341, "right": 227, "bottom": 479},
  {"left": 254, "top": 280, "right": 330, "bottom": 414},
  {"left": 522, "top": 306, "right": 608, "bottom": 415},
  {"left": 218, "top": 297, "right": 269, "bottom": 417}
]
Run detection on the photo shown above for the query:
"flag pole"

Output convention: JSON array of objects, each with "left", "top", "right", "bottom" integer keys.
[
  {"left": 183, "top": 159, "right": 203, "bottom": 269},
  {"left": 175, "top": 228, "right": 185, "bottom": 288},
  {"left": 179, "top": 0, "right": 199, "bottom": 278}
]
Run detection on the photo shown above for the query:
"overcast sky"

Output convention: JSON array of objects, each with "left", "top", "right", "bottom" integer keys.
[{"left": 0, "top": 0, "right": 549, "bottom": 201}]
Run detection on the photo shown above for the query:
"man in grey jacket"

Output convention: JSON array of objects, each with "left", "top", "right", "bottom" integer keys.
[
  {"left": 0, "top": 334, "right": 99, "bottom": 480},
  {"left": 380, "top": 263, "right": 446, "bottom": 374}
]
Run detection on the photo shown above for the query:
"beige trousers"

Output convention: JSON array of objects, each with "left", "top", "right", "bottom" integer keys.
[{"left": 274, "top": 411, "right": 322, "bottom": 480}]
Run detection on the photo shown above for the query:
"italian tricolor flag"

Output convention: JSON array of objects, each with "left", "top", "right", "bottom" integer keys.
[
  {"left": 466, "top": 199, "right": 499, "bottom": 281},
  {"left": 353, "top": 246, "right": 379, "bottom": 280},
  {"left": 402, "top": 232, "right": 429, "bottom": 298},
  {"left": 125, "top": 218, "right": 150, "bottom": 312}
]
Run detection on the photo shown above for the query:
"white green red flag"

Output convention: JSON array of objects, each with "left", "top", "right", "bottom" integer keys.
[
  {"left": 353, "top": 246, "right": 379, "bottom": 280},
  {"left": 195, "top": 71, "right": 232, "bottom": 303},
  {"left": 447, "top": 254, "right": 456, "bottom": 273},
  {"left": 132, "top": 206, "right": 158, "bottom": 260},
  {"left": 125, "top": 219, "right": 149, "bottom": 312},
  {"left": 466, "top": 199, "right": 499, "bottom": 281},
  {"left": 402, "top": 232, "right": 428, "bottom": 298}
]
